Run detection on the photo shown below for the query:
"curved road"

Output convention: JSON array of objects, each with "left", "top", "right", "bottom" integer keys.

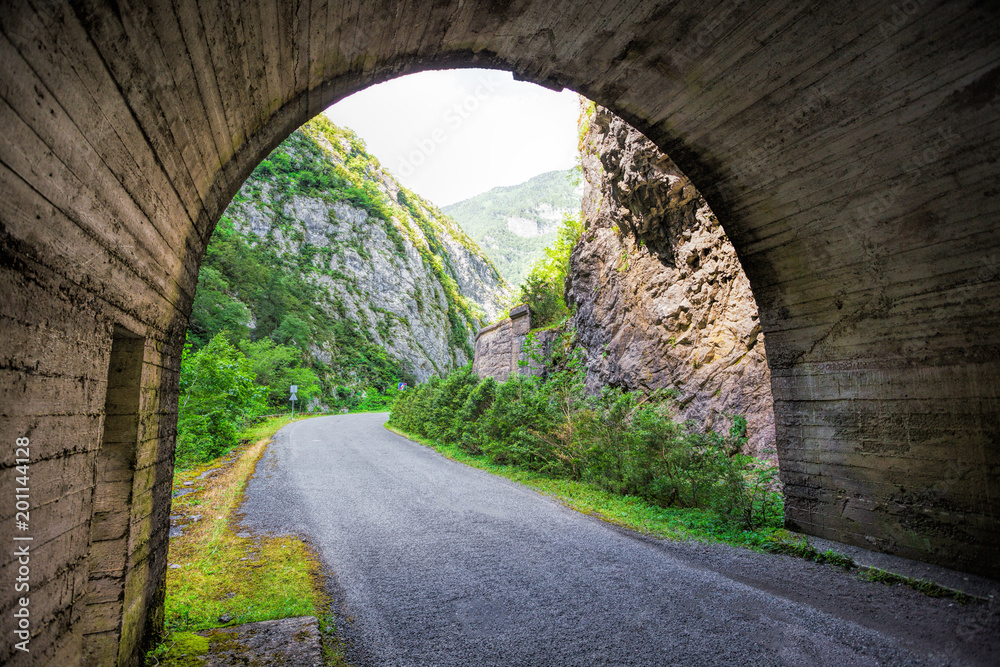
[{"left": 241, "top": 413, "right": 998, "bottom": 666}]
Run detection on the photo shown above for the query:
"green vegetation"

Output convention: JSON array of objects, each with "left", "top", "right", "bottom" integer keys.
[
  {"left": 328, "top": 384, "right": 403, "bottom": 413},
  {"left": 388, "top": 361, "right": 983, "bottom": 603},
  {"left": 240, "top": 339, "right": 322, "bottom": 407},
  {"left": 443, "top": 169, "right": 582, "bottom": 286},
  {"left": 166, "top": 418, "right": 321, "bottom": 632},
  {"left": 577, "top": 99, "right": 597, "bottom": 156},
  {"left": 387, "top": 424, "right": 790, "bottom": 549},
  {"left": 175, "top": 334, "right": 269, "bottom": 468},
  {"left": 150, "top": 416, "right": 349, "bottom": 665},
  {"left": 190, "top": 144, "right": 421, "bottom": 391},
  {"left": 517, "top": 212, "right": 584, "bottom": 329},
  {"left": 175, "top": 330, "right": 397, "bottom": 469},
  {"left": 762, "top": 530, "right": 857, "bottom": 567},
  {"left": 859, "top": 567, "right": 979, "bottom": 604},
  {"left": 180, "top": 114, "right": 509, "bottom": 468},
  {"left": 389, "top": 339, "right": 782, "bottom": 534},
  {"left": 147, "top": 632, "right": 208, "bottom": 667},
  {"left": 761, "top": 531, "right": 980, "bottom": 603}
]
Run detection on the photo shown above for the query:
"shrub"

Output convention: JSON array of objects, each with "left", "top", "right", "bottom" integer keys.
[
  {"left": 388, "top": 344, "right": 783, "bottom": 533},
  {"left": 477, "top": 373, "right": 558, "bottom": 468},
  {"left": 176, "top": 333, "right": 267, "bottom": 467},
  {"left": 426, "top": 365, "right": 480, "bottom": 443},
  {"left": 516, "top": 212, "right": 583, "bottom": 328},
  {"left": 240, "top": 339, "right": 320, "bottom": 407},
  {"left": 452, "top": 377, "right": 497, "bottom": 454},
  {"left": 710, "top": 446, "right": 782, "bottom": 531}
]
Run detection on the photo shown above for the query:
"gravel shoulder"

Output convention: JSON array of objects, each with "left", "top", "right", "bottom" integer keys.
[{"left": 241, "top": 413, "right": 999, "bottom": 666}]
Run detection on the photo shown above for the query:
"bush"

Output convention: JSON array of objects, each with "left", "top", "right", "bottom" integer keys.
[
  {"left": 425, "top": 365, "right": 480, "bottom": 443},
  {"left": 389, "top": 349, "right": 782, "bottom": 532},
  {"left": 389, "top": 380, "right": 435, "bottom": 436},
  {"left": 477, "top": 373, "right": 557, "bottom": 468},
  {"left": 176, "top": 333, "right": 267, "bottom": 467},
  {"left": 709, "top": 417, "right": 782, "bottom": 530},
  {"left": 240, "top": 339, "right": 320, "bottom": 407},
  {"left": 516, "top": 212, "right": 583, "bottom": 328},
  {"left": 452, "top": 377, "right": 497, "bottom": 454}
]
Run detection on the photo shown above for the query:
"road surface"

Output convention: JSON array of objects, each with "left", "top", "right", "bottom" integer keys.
[{"left": 241, "top": 413, "right": 998, "bottom": 666}]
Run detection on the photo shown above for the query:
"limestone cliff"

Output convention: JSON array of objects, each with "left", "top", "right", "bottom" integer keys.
[
  {"left": 566, "top": 105, "right": 775, "bottom": 457},
  {"left": 212, "top": 116, "right": 510, "bottom": 383}
]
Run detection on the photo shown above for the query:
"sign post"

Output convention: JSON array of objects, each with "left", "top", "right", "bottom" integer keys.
[{"left": 289, "top": 385, "right": 298, "bottom": 419}]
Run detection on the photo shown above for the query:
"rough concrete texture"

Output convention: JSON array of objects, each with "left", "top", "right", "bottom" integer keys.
[
  {"left": 0, "top": 1, "right": 997, "bottom": 664},
  {"left": 198, "top": 616, "right": 323, "bottom": 667},
  {"left": 568, "top": 105, "right": 776, "bottom": 459}
]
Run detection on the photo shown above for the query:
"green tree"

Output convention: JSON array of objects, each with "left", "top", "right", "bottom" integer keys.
[
  {"left": 176, "top": 333, "right": 267, "bottom": 467},
  {"left": 517, "top": 212, "right": 583, "bottom": 328},
  {"left": 187, "top": 266, "right": 251, "bottom": 348},
  {"left": 240, "top": 339, "right": 321, "bottom": 407},
  {"left": 271, "top": 314, "right": 312, "bottom": 349}
]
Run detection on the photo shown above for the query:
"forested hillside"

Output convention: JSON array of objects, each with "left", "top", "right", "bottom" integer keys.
[{"left": 443, "top": 169, "right": 582, "bottom": 285}]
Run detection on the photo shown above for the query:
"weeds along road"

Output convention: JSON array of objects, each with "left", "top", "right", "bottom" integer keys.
[{"left": 241, "top": 413, "right": 998, "bottom": 666}]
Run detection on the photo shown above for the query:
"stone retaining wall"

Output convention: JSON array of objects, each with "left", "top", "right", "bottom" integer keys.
[{"left": 472, "top": 305, "right": 532, "bottom": 382}]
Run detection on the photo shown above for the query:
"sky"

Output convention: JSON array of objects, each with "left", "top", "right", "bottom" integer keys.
[{"left": 324, "top": 69, "right": 581, "bottom": 207}]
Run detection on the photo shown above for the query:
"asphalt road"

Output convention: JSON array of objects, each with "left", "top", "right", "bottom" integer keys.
[{"left": 241, "top": 413, "right": 999, "bottom": 666}]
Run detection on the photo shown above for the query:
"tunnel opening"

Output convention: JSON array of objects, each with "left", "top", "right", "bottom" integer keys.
[
  {"left": 161, "top": 70, "right": 781, "bottom": 651},
  {"left": 174, "top": 68, "right": 775, "bottom": 466}
]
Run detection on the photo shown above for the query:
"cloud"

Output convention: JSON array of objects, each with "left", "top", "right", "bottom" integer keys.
[{"left": 324, "top": 69, "right": 580, "bottom": 206}]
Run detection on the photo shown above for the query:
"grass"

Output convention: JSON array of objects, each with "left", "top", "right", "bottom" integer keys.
[
  {"left": 529, "top": 320, "right": 566, "bottom": 335},
  {"left": 148, "top": 415, "right": 350, "bottom": 666},
  {"left": 385, "top": 424, "right": 983, "bottom": 605},
  {"left": 384, "top": 424, "right": 781, "bottom": 550},
  {"left": 762, "top": 530, "right": 857, "bottom": 568},
  {"left": 859, "top": 567, "right": 979, "bottom": 604}
]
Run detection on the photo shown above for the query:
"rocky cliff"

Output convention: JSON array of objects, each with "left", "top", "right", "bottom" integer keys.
[
  {"left": 566, "top": 105, "right": 775, "bottom": 458},
  {"left": 203, "top": 116, "right": 510, "bottom": 384}
]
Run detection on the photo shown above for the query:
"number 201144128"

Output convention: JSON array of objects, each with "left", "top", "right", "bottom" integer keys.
[{"left": 14, "top": 437, "right": 30, "bottom": 521}]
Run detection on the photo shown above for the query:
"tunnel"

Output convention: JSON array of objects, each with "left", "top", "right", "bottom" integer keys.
[{"left": 0, "top": 0, "right": 997, "bottom": 664}]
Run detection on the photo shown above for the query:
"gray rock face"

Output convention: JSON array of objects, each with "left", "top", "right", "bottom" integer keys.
[
  {"left": 567, "top": 106, "right": 776, "bottom": 459},
  {"left": 225, "top": 123, "right": 510, "bottom": 383}
]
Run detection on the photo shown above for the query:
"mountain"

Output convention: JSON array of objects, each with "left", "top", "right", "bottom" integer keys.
[
  {"left": 443, "top": 169, "right": 583, "bottom": 286},
  {"left": 189, "top": 116, "right": 510, "bottom": 391}
]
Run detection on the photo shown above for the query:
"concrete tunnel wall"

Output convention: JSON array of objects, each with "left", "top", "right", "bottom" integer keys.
[{"left": 0, "top": 0, "right": 996, "bottom": 664}]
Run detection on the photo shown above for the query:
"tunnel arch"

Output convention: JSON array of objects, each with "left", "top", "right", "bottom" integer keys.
[{"left": 0, "top": 1, "right": 997, "bottom": 664}]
